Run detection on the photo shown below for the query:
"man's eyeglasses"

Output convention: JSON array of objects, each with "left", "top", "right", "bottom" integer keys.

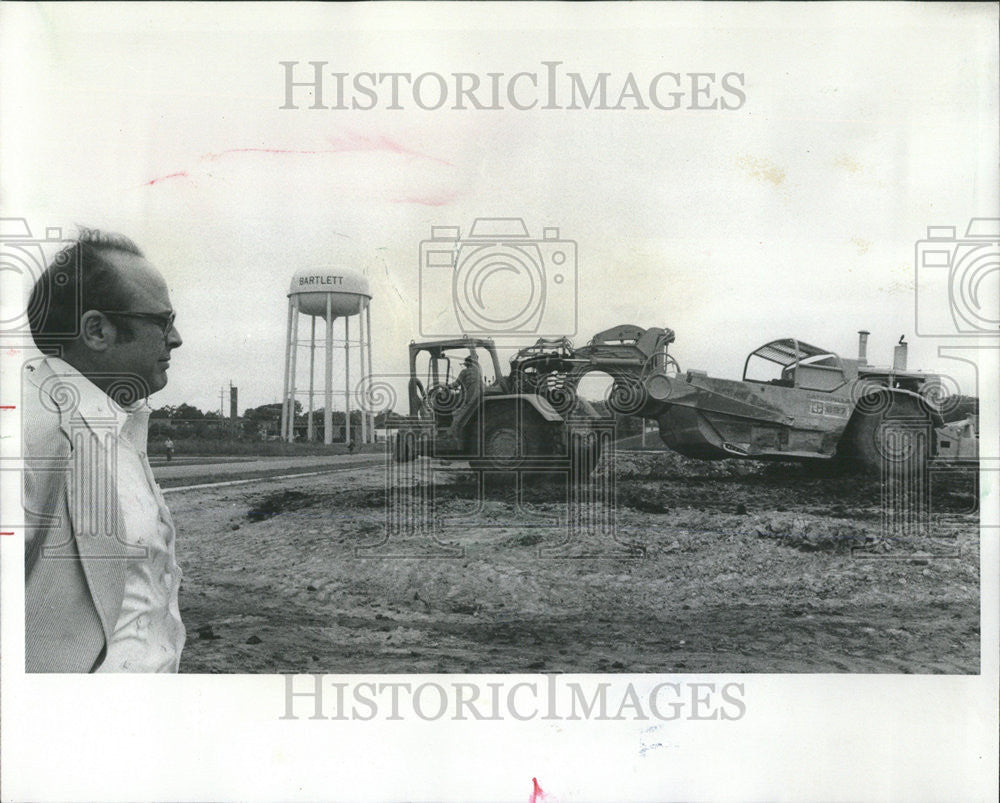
[{"left": 100, "top": 310, "right": 176, "bottom": 340}]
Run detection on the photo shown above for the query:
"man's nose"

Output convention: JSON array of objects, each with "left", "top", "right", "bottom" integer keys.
[{"left": 167, "top": 324, "right": 183, "bottom": 349}]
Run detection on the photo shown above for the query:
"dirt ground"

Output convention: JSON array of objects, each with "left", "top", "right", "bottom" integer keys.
[{"left": 170, "top": 450, "right": 980, "bottom": 674}]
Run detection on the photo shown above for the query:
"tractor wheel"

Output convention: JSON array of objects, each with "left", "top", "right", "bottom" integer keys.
[
  {"left": 839, "top": 392, "right": 931, "bottom": 476},
  {"left": 469, "top": 406, "right": 605, "bottom": 481},
  {"left": 392, "top": 430, "right": 417, "bottom": 463},
  {"left": 471, "top": 406, "right": 548, "bottom": 472},
  {"left": 567, "top": 431, "right": 604, "bottom": 481}
]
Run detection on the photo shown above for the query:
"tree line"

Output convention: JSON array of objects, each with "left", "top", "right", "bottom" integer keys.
[{"left": 149, "top": 402, "right": 399, "bottom": 440}]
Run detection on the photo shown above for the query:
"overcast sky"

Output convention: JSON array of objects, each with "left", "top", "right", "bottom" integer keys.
[{"left": 2, "top": 3, "right": 997, "bottom": 414}]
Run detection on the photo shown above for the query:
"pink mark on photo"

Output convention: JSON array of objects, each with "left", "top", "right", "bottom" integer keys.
[
  {"left": 144, "top": 171, "right": 189, "bottom": 187},
  {"left": 530, "top": 777, "right": 551, "bottom": 803},
  {"left": 144, "top": 132, "right": 454, "bottom": 187},
  {"left": 201, "top": 133, "right": 453, "bottom": 167}
]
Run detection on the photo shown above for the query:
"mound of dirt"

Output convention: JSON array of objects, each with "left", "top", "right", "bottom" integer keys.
[
  {"left": 748, "top": 513, "right": 876, "bottom": 553},
  {"left": 245, "top": 489, "right": 317, "bottom": 522}
]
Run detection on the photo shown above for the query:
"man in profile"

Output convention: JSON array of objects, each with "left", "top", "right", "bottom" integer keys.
[
  {"left": 23, "top": 229, "right": 185, "bottom": 672},
  {"left": 447, "top": 353, "right": 483, "bottom": 439}
]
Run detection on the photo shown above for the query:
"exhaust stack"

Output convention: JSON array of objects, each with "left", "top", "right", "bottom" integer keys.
[
  {"left": 894, "top": 336, "right": 908, "bottom": 370},
  {"left": 857, "top": 330, "right": 870, "bottom": 363}
]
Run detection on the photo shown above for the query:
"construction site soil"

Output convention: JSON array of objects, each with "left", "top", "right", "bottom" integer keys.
[{"left": 171, "top": 451, "right": 980, "bottom": 674}]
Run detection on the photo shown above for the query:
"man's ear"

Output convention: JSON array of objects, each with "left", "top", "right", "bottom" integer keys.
[{"left": 79, "top": 310, "right": 114, "bottom": 352}]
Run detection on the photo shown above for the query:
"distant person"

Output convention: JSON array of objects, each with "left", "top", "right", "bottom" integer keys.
[
  {"left": 347, "top": 439, "right": 356, "bottom": 454},
  {"left": 164, "top": 437, "right": 175, "bottom": 462},
  {"left": 23, "top": 228, "right": 186, "bottom": 673},
  {"left": 448, "top": 353, "right": 483, "bottom": 439}
]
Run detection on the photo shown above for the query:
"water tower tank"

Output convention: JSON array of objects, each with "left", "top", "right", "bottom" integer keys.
[
  {"left": 281, "top": 265, "right": 375, "bottom": 447},
  {"left": 289, "top": 267, "right": 371, "bottom": 316}
]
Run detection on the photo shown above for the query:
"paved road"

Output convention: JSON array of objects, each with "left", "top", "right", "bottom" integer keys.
[
  {"left": 153, "top": 453, "right": 385, "bottom": 488},
  {"left": 148, "top": 456, "right": 259, "bottom": 468}
]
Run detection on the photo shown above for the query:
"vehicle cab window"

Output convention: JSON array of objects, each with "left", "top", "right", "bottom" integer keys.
[{"left": 793, "top": 355, "right": 848, "bottom": 391}]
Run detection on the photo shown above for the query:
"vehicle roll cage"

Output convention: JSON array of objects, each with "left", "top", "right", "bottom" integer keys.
[{"left": 742, "top": 338, "right": 847, "bottom": 388}]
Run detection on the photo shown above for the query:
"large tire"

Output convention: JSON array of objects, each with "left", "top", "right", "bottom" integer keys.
[
  {"left": 392, "top": 430, "right": 418, "bottom": 463},
  {"left": 469, "top": 404, "right": 605, "bottom": 481},
  {"left": 839, "top": 392, "right": 932, "bottom": 476},
  {"left": 470, "top": 405, "right": 549, "bottom": 472},
  {"left": 567, "top": 429, "right": 604, "bottom": 481}
]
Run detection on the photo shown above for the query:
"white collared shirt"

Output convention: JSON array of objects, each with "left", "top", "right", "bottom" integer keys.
[{"left": 42, "top": 357, "right": 186, "bottom": 672}]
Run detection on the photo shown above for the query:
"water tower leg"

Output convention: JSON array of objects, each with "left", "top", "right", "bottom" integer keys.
[
  {"left": 307, "top": 316, "right": 316, "bottom": 442},
  {"left": 365, "top": 304, "right": 374, "bottom": 443},
  {"left": 324, "top": 296, "right": 333, "bottom": 445},
  {"left": 280, "top": 298, "right": 293, "bottom": 442},
  {"left": 288, "top": 301, "right": 299, "bottom": 442},
  {"left": 358, "top": 307, "right": 368, "bottom": 444},
  {"left": 344, "top": 315, "right": 352, "bottom": 445}
]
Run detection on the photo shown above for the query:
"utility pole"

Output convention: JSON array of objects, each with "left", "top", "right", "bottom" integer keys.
[{"left": 229, "top": 382, "right": 238, "bottom": 433}]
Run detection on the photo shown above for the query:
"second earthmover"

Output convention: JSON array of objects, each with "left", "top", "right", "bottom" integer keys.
[{"left": 393, "top": 325, "right": 978, "bottom": 476}]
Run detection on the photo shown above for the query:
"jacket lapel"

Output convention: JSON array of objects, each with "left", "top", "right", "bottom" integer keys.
[{"left": 28, "top": 359, "right": 132, "bottom": 641}]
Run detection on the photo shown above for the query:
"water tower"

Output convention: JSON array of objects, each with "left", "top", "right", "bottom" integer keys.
[{"left": 281, "top": 267, "right": 373, "bottom": 445}]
